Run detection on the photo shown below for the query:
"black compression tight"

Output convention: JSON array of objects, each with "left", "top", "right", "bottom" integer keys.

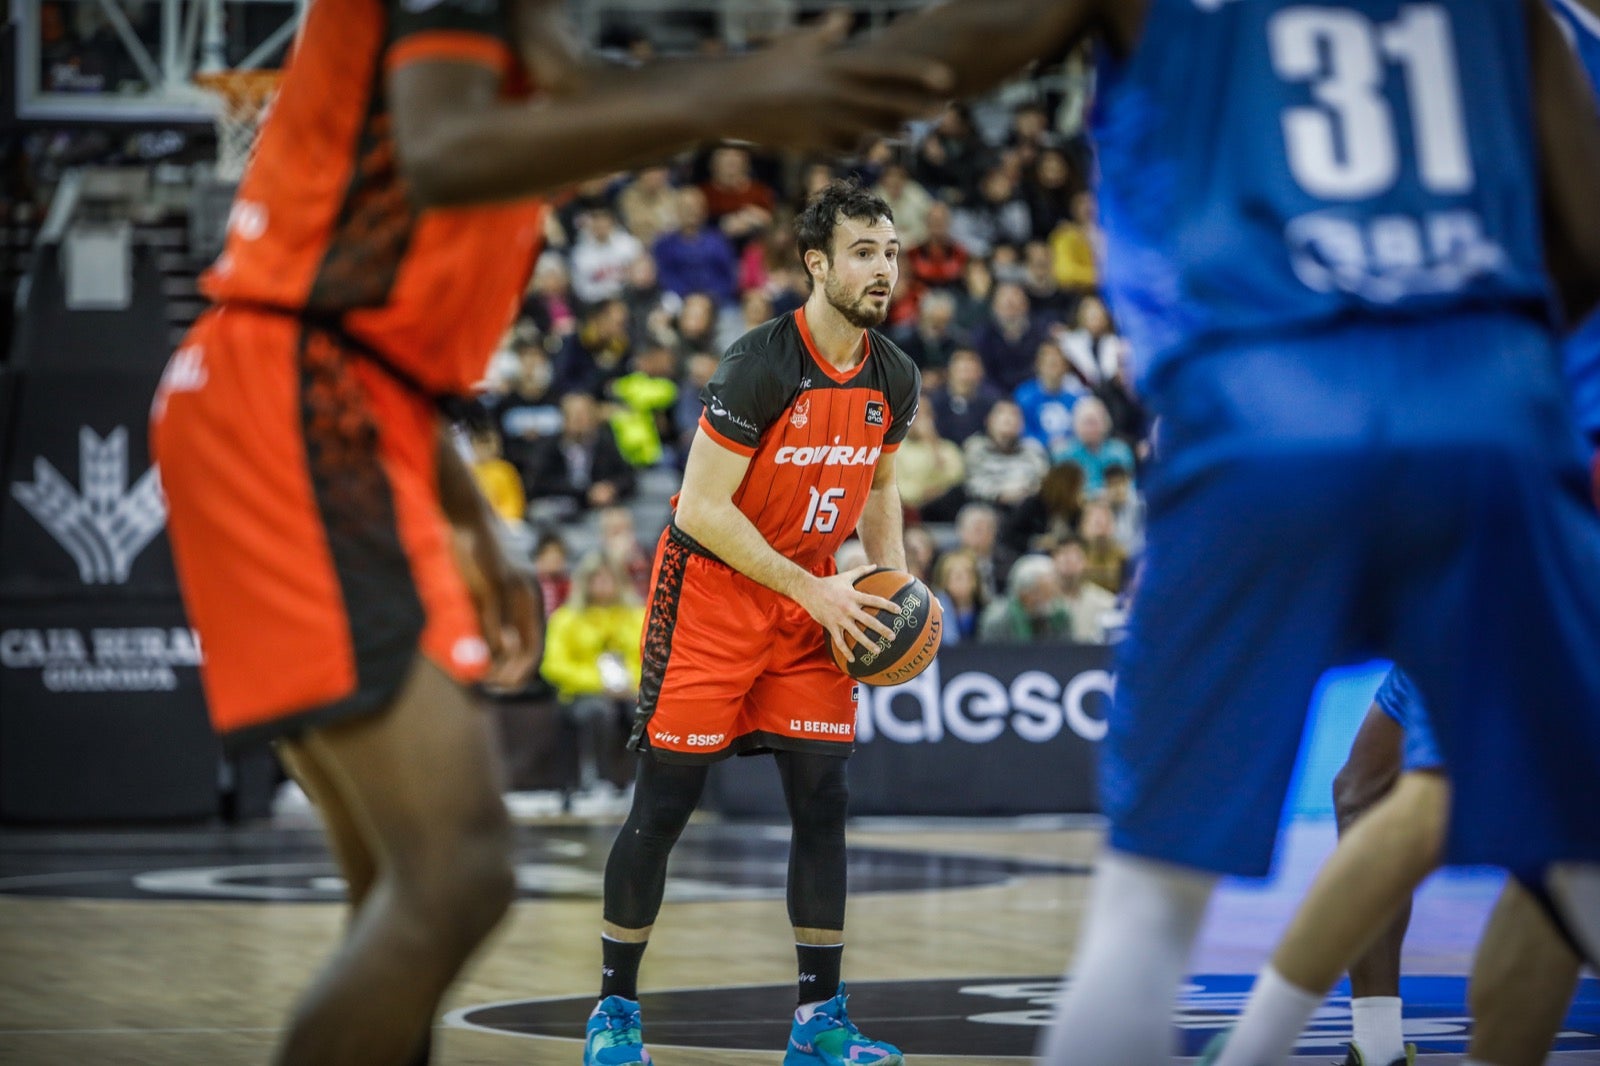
[
  {"left": 600, "top": 750, "right": 851, "bottom": 932},
  {"left": 778, "top": 750, "right": 850, "bottom": 931},
  {"left": 602, "top": 754, "right": 708, "bottom": 930}
]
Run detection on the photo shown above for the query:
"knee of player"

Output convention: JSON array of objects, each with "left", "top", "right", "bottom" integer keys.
[
  {"left": 394, "top": 830, "right": 517, "bottom": 945},
  {"left": 787, "top": 769, "right": 850, "bottom": 837},
  {"left": 424, "top": 847, "right": 516, "bottom": 943},
  {"left": 1332, "top": 757, "right": 1396, "bottom": 825},
  {"left": 1392, "top": 772, "right": 1450, "bottom": 867}
]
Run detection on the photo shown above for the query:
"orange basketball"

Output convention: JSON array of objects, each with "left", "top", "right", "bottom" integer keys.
[{"left": 829, "top": 568, "right": 943, "bottom": 686}]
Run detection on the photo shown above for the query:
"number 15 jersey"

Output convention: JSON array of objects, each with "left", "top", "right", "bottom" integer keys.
[{"left": 693, "top": 307, "right": 921, "bottom": 572}]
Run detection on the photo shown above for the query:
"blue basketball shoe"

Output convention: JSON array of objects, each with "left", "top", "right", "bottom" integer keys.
[
  {"left": 583, "top": 995, "right": 651, "bottom": 1065},
  {"left": 783, "top": 984, "right": 903, "bottom": 1065}
]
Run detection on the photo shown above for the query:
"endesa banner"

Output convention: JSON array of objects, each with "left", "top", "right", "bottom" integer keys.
[{"left": 710, "top": 642, "right": 1114, "bottom": 818}]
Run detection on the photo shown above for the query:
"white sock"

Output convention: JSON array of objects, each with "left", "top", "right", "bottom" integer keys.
[
  {"left": 1212, "top": 965, "right": 1324, "bottom": 1066},
  {"left": 1037, "top": 850, "right": 1216, "bottom": 1066},
  {"left": 1350, "top": 996, "right": 1405, "bottom": 1065}
]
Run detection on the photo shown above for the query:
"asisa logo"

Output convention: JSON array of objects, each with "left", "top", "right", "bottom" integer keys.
[{"left": 773, "top": 442, "right": 882, "bottom": 467}]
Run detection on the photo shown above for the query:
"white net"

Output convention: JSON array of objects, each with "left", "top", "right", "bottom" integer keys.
[{"left": 195, "top": 71, "right": 282, "bottom": 182}]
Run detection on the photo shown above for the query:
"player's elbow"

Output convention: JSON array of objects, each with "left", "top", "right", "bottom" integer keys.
[
  {"left": 399, "top": 144, "right": 475, "bottom": 209},
  {"left": 674, "top": 495, "right": 713, "bottom": 542}
]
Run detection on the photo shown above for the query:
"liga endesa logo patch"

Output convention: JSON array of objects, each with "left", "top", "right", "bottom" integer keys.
[{"left": 447, "top": 975, "right": 1600, "bottom": 1058}]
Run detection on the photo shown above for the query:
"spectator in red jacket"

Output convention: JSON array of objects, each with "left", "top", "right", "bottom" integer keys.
[
  {"left": 701, "top": 145, "right": 776, "bottom": 247},
  {"left": 905, "top": 200, "right": 971, "bottom": 297}
]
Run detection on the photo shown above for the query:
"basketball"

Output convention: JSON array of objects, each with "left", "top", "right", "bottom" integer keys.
[{"left": 829, "top": 568, "right": 943, "bottom": 686}]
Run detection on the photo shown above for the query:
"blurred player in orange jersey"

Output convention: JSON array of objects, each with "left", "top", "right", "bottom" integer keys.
[{"left": 149, "top": 3, "right": 950, "bottom": 1063}]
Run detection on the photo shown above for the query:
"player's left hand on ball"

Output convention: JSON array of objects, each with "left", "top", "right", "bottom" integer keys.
[{"left": 800, "top": 564, "right": 901, "bottom": 663}]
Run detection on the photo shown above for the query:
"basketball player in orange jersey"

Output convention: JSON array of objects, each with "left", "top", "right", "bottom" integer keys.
[
  {"left": 147, "top": 3, "right": 950, "bottom": 1063},
  {"left": 580, "top": 181, "right": 921, "bottom": 1066}
]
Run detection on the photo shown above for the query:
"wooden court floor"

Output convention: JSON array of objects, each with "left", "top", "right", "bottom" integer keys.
[{"left": 0, "top": 811, "right": 1593, "bottom": 1065}]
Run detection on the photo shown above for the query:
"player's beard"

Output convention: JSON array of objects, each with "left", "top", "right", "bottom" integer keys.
[{"left": 823, "top": 271, "right": 889, "bottom": 329}]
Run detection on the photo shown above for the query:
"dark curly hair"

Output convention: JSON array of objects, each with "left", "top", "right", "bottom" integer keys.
[{"left": 794, "top": 178, "right": 895, "bottom": 269}]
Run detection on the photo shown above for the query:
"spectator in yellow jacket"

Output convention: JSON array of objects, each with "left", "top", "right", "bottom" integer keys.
[
  {"left": 469, "top": 427, "right": 526, "bottom": 525},
  {"left": 539, "top": 553, "right": 646, "bottom": 809}
]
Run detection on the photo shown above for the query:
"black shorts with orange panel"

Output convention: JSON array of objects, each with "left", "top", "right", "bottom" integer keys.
[
  {"left": 630, "top": 524, "right": 857, "bottom": 763},
  {"left": 150, "top": 305, "right": 487, "bottom": 751}
]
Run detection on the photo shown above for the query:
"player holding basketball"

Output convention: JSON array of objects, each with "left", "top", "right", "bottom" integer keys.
[
  {"left": 148, "top": 3, "right": 948, "bottom": 1063},
  {"left": 830, "top": 0, "right": 1600, "bottom": 1062},
  {"left": 582, "top": 181, "right": 920, "bottom": 1066}
]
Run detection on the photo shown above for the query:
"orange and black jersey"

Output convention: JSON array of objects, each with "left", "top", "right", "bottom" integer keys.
[
  {"left": 696, "top": 307, "right": 921, "bottom": 572},
  {"left": 202, "top": 0, "right": 545, "bottom": 396}
]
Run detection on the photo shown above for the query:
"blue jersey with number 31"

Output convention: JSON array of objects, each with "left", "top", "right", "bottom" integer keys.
[{"left": 1093, "top": 0, "right": 1552, "bottom": 386}]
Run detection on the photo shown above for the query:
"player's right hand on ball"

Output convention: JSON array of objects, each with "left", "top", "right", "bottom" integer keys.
[{"left": 800, "top": 564, "right": 902, "bottom": 663}]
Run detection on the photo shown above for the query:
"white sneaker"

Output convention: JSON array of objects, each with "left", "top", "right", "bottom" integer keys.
[
  {"left": 569, "top": 783, "right": 630, "bottom": 818},
  {"left": 504, "top": 790, "right": 566, "bottom": 818},
  {"left": 272, "top": 781, "right": 312, "bottom": 815}
]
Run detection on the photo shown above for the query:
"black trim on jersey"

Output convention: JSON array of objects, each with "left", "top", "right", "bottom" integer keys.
[
  {"left": 647, "top": 729, "right": 855, "bottom": 765},
  {"left": 306, "top": 36, "right": 418, "bottom": 313},
  {"left": 387, "top": 0, "right": 511, "bottom": 41},
  {"left": 877, "top": 330, "right": 922, "bottom": 447},
  {"left": 220, "top": 301, "right": 451, "bottom": 402},
  {"left": 630, "top": 528, "right": 694, "bottom": 750},
  {"left": 223, "top": 323, "right": 427, "bottom": 753},
  {"left": 665, "top": 520, "right": 724, "bottom": 566},
  {"left": 1516, "top": 872, "right": 1596, "bottom": 967},
  {"left": 700, "top": 312, "right": 923, "bottom": 452},
  {"left": 297, "top": 324, "right": 426, "bottom": 715}
]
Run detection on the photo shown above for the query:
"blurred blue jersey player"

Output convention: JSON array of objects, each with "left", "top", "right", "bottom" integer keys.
[
  {"left": 857, "top": 0, "right": 1600, "bottom": 1061},
  {"left": 1302, "top": 10, "right": 1600, "bottom": 1063},
  {"left": 1091, "top": 0, "right": 1599, "bottom": 882}
]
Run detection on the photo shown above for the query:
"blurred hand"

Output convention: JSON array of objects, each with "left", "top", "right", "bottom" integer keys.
[
  {"left": 454, "top": 527, "right": 543, "bottom": 691},
  {"left": 796, "top": 564, "right": 902, "bottom": 662},
  {"left": 711, "top": 11, "right": 953, "bottom": 154}
]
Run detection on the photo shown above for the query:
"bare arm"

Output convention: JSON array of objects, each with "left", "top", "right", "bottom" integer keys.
[
  {"left": 857, "top": 453, "right": 907, "bottom": 571},
  {"left": 675, "top": 432, "right": 818, "bottom": 604},
  {"left": 675, "top": 431, "right": 900, "bottom": 659},
  {"left": 844, "top": 0, "right": 1121, "bottom": 100},
  {"left": 390, "top": 11, "right": 950, "bottom": 207},
  {"left": 1529, "top": 0, "right": 1600, "bottom": 325}
]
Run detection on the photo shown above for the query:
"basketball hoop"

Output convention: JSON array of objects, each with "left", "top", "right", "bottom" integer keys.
[{"left": 195, "top": 70, "right": 282, "bottom": 182}]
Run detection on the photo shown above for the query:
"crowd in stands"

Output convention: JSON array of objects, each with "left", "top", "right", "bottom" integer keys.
[
  {"left": 466, "top": 91, "right": 1149, "bottom": 659},
  {"left": 6, "top": 18, "right": 1135, "bottom": 805}
]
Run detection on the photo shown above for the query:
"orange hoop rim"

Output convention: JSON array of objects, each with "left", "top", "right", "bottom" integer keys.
[{"left": 194, "top": 69, "right": 283, "bottom": 106}]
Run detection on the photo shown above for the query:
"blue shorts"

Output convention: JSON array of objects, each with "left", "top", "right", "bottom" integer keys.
[
  {"left": 1373, "top": 668, "right": 1443, "bottom": 772},
  {"left": 1102, "top": 312, "right": 1600, "bottom": 877}
]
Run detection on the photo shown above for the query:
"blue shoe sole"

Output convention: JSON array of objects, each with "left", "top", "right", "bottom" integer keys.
[{"left": 782, "top": 1049, "right": 903, "bottom": 1066}]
